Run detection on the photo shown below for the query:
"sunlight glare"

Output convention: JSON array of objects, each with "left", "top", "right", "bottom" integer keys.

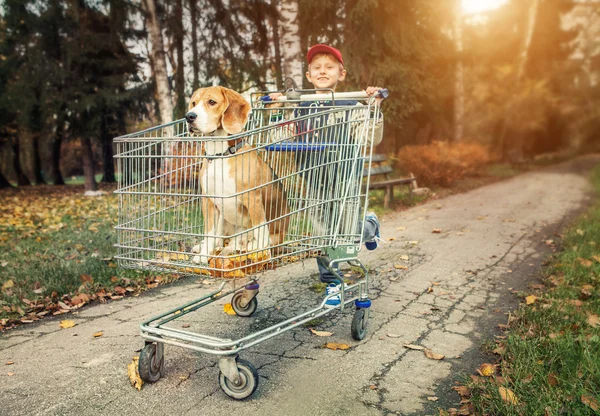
[{"left": 462, "top": 0, "right": 508, "bottom": 15}]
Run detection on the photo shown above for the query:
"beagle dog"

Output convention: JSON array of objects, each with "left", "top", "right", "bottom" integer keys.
[{"left": 186, "top": 86, "right": 289, "bottom": 264}]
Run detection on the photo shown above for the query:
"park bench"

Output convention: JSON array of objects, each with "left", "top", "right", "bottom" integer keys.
[{"left": 363, "top": 154, "right": 417, "bottom": 208}]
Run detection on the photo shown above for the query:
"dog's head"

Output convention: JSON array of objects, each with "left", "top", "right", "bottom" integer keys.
[{"left": 185, "top": 86, "right": 251, "bottom": 135}]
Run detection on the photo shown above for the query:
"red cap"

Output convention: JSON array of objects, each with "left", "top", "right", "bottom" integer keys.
[{"left": 306, "top": 44, "right": 344, "bottom": 66}]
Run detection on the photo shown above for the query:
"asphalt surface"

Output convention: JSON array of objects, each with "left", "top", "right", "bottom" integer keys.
[{"left": 1, "top": 155, "right": 598, "bottom": 416}]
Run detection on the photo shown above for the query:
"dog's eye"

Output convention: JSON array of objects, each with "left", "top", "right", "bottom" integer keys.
[
  {"left": 191, "top": 101, "right": 196, "bottom": 107},
  {"left": 208, "top": 99, "right": 217, "bottom": 106}
]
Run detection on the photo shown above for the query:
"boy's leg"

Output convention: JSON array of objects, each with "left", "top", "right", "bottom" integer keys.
[
  {"left": 361, "top": 212, "right": 381, "bottom": 250},
  {"left": 316, "top": 256, "right": 342, "bottom": 307}
]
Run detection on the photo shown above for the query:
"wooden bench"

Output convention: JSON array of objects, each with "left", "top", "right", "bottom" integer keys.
[{"left": 363, "top": 154, "right": 417, "bottom": 208}]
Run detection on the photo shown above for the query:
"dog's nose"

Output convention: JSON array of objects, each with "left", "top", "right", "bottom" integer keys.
[{"left": 185, "top": 112, "right": 197, "bottom": 123}]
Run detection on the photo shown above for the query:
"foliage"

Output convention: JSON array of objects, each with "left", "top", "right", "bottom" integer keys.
[
  {"left": 0, "top": 186, "right": 175, "bottom": 328},
  {"left": 462, "top": 165, "right": 600, "bottom": 415},
  {"left": 396, "top": 141, "right": 491, "bottom": 187}
]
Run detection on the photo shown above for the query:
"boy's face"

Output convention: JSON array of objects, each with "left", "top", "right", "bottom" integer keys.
[{"left": 306, "top": 55, "right": 346, "bottom": 91}]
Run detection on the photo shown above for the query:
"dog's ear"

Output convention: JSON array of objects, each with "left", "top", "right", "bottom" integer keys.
[{"left": 220, "top": 87, "right": 251, "bottom": 135}]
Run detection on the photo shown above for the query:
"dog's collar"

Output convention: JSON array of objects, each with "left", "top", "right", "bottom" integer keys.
[{"left": 206, "top": 140, "right": 246, "bottom": 161}]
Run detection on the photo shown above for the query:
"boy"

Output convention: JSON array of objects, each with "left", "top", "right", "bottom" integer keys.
[{"left": 270, "top": 44, "right": 384, "bottom": 307}]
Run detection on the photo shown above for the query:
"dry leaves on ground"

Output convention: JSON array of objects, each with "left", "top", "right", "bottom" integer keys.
[
  {"left": 477, "top": 363, "right": 495, "bottom": 377},
  {"left": 127, "top": 356, "right": 143, "bottom": 390},
  {"left": 424, "top": 348, "right": 445, "bottom": 360},
  {"left": 323, "top": 342, "right": 350, "bottom": 351},
  {"left": 403, "top": 344, "right": 424, "bottom": 351},
  {"left": 223, "top": 303, "right": 236, "bottom": 315},
  {"left": 498, "top": 386, "right": 519, "bottom": 405},
  {"left": 59, "top": 320, "right": 76, "bottom": 329},
  {"left": 581, "top": 395, "right": 599, "bottom": 411},
  {"left": 93, "top": 331, "right": 103, "bottom": 338},
  {"left": 309, "top": 328, "right": 333, "bottom": 337},
  {"left": 525, "top": 295, "right": 538, "bottom": 305}
]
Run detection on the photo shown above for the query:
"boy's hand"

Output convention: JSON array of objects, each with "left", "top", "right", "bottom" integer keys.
[
  {"left": 365, "top": 86, "right": 384, "bottom": 103},
  {"left": 268, "top": 92, "right": 284, "bottom": 101}
]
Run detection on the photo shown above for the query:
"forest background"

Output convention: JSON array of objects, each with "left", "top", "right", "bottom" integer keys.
[{"left": 0, "top": 0, "right": 599, "bottom": 191}]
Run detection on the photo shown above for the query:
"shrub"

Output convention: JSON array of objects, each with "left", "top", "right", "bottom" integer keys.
[{"left": 396, "top": 141, "right": 491, "bottom": 187}]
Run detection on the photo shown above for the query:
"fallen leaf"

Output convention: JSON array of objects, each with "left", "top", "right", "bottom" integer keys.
[
  {"left": 424, "top": 348, "right": 445, "bottom": 360},
  {"left": 369, "top": 384, "right": 377, "bottom": 390},
  {"left": 427, "top": 287, "right": 434, "bottom": 294},
  {"left": 453, "top": 385, "right": 471, "bottom": 397},
  {"left": 427, "top": 396, "right": 439, "bottom": 401},
  {"left": 7, "top": 372, "right": 14, "bottom": 376},
  {"left": 323, "top": 342, "right": 350, "bottom": 351},
  {"left": 548, "top": 373, "right": 559, "bottom": 386},
  {"left": 499, "top": 386, "right": 519, "bottom": 404},
  {"left": 127, "top": 356, "right": 143, "bottom": 390},
  {"left": 223, "top": 303, "right": 236, "bottom": 315},
  {"left": 387, "top": 333, "right": 402, "bottom": 338},
  {"left": 394, "top": 264, "right": 408, "bottom": 270},
  {"left": 403, "top": 344, "right": 425, "bottom": 350},
  {"left": 59, "top": 320, "right": 76, "bottom": 329},
  {"left": 568, "top": 299, "right": 583, "bottom": 307},
  {"left": 431, "top": 228, "right": 442, "bottom": 234},
  {"left": 309, "top": 328, "right": 333, "bottom": 337},
  {"left": 5, "top": 361, "right": 14, "bottom": 365},
  {"left": 399, "top": 255, "right": 409, "bottom": 261},
  {"left": 545, "top": 239, "right": 554, "bottom": 246},
  {"left": 93, "top": 331, "right": 103, "bottom": 338},
  {"left": 477, "top": 363, "right": 495, "bottom": 377},
  {"left": 578, "top": 258, "right": 593, "bottom": 268},
  {"left": 587, "top": 314, "right": 599, "bottom": 328},
  {"left": 397, "top": 227, "right": 406, "bottom": 231},
  {"left": 2, "top": 280, "right": 14, "bottom": 291},
  {"left": 525, "top": 295, "right": 537, "bottom": 305},
  {"left": 182, "top": 323, "right": 190, "bottom": 328},
  {"left": 581, "top": 395, "right": 599, "bottom": 411}
]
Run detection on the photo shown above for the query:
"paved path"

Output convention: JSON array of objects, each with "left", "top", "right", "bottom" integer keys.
[{"left": 1, "top": 155, "right": 598, "bottom": 416}]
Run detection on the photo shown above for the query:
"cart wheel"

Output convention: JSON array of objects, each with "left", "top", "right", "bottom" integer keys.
[
  {"left": 351, "top": 308, "right": 369, "bottom": 341},
  {"left": 231, "top": 292, "right": 258, "bottom": 317},
  {"left": 218, "top": 359, "right": 259, "bottom": 400},
  {"left": 139, "top": 342, "right": 164, "bottom": 383}
]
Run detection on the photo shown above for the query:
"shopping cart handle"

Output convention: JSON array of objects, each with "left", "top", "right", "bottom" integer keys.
[{"left": 259, "top": 96, "right": 273, "bottom": 102}]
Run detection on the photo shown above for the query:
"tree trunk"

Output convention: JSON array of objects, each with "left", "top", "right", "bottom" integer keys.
[
  {"left": 269, "top": 0, "right": 284, "bottom": 89},
  {"left": 144, "top": 0, "right": 174, "bottom": 125},
  {"left": 10, "top": 139, "right": 31, "bottom": 186},
  {"left": 173, "top": 0, "right": 186, "bottom": 119},
  {"left": 279, "top": 0, "right": 303, "bottom": 86},
  {"left": 47, "top": 115, "right": 65, "bottom": 185},
  {"left": 81, "top": 136, "right": 98, "bottom": 192},
  {"left": 101, "top": 113, "right": 116, "bottom": 183},
  {"left": 31, "top": 133, "right": 46, "bottom": 184},
  {"left": 188, "top": 0, "right": 200, "bottom": 91},
  {"left": 0, "top": 168, "right": 11, "bottom": 189},
  {"left": 453, "top": 1, "right": 464, "bottom": 142}
]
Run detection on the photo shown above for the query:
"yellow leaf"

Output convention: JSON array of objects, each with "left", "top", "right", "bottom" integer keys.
[
  {"left": 394, "top": 264, "right": 408, "bottom": 270},
  {"left": 424, "top": 348, "right": 445, "bottom": 360},
  {"left": 93, "top": 331, "right": 103, "bottom": 338},
  {"left": 323, "top": 342, "right": 350, "bottom": 351},
  {"left": 587, "top": 314, "right": 599, "bottom": 328},
  {"left": 2, "top": 280, "right": 14, "bottom": 291},
  {"left": 499, "top": 386, "right": 519, "bottom": 404},
  {"left": 5, "top": 361, "right": 14, "bottom": 365},
  {"left": 478, "top": 363, "right": 495, "bottom": 377},
  {"left": 223, "top": 303, "right": 236, "bottom": 315},
  {"left": 403, "top": 344, "right": 424, "bottom": 350},
  {"left": 581, "top": 395, "right": 599, "bottom": 411},
  {"left": 309, "top": 328, "right": 333, "bottom": 337},
  {"left": 59, "top": 320, "right": 76, "bottom": 329},
  {"left": 578, "top": 258, "right": 593, "bottom": 268},
  {"left": 526, "top": 295, "right": 537, "bottom": 305},
  {"left": 127, "top": 356, "right": 144, "bottom": 391}
]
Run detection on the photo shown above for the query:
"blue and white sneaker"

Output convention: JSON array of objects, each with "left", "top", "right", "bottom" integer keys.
[
  {"left": 364, "top": 212, "right": 381, "bottom": 251},
  {"left": 324, "top": 283, "right": 341, "bottom": 307}
]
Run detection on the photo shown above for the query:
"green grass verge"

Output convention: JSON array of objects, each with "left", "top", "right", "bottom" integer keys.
[{"left": 463, "top": 165, "right": 600, "bottom": 415}]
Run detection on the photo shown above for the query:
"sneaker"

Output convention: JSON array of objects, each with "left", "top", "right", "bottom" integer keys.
[
  {"left": 324, "top": 283, "right": 341, "bottom": 307},
  {"left": 364, "top": 212, "right": 381, "bottom": 251}
]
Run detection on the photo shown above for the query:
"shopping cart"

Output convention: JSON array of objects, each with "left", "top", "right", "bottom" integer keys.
[{"left": 113, "top": 87, "right": 387, "bottom": 399}]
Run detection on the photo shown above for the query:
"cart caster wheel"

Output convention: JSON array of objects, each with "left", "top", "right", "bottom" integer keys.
[
  {"left": 351, "top": 308, "right": 369, "bottom": 341},
  {"left": 139, "top": 342, "right": 164, "bottom": 383},
  {"left": 231, "top": 292, "right": 258, "bottom": 317},
  {"left": 219, "top": 359, "right": 259, "bottom": 400}
]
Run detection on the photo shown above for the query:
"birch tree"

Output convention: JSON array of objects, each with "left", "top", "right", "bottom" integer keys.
[
  {"left": 278, "top": 0, "right": 303, "bottom": 87},
  {"left": 144, "top": 0, "right": 174, "bottom": 125}
]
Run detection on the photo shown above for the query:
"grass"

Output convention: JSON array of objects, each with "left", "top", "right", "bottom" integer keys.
[
  {"left": 459, "top": 165, "right": 600, "bottom": 415},
  {"left": 0, "top": 184, "right": 161, "bottom": 324}
]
